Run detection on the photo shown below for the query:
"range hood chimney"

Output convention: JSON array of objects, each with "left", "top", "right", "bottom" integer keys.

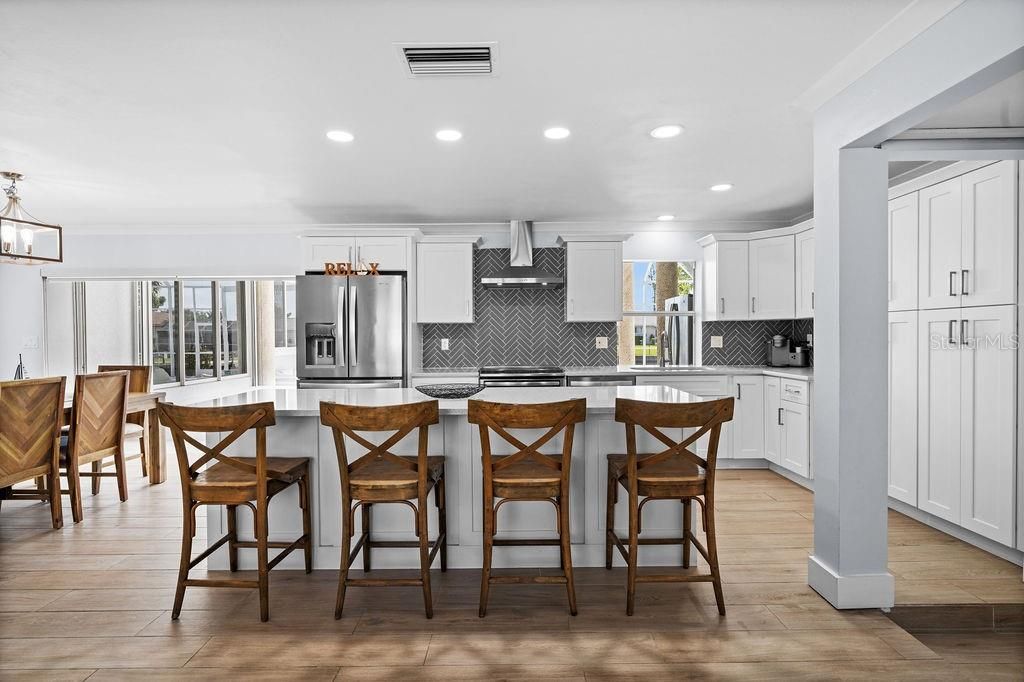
[{"left": 480, "top": 220, "right": 564, "bottom": 288}]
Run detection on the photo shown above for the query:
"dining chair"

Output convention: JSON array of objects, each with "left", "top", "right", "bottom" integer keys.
[
  {"left": 158, "top": 401, "right": 312, "bottom": 622},
  {"left": 97, "top": 364, "right": 152, "bottom": 478},
  {"left": 320, "top": 400, "right": 447, "bottom": 619},
  {"left": 61, "top": 371, "right": 131, "bottom": 522},
  {"left": 468, "top": 398, "right": 586, "bottom": 617},
  {"left": 606, "top": 396, "right": 734, "bottom": 615},
  {"left": 0, "top": 376, "right": 67, "bottom": 528}
]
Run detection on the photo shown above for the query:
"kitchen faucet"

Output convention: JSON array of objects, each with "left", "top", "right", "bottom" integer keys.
[{"left": 659, "top": 331, "right": 668, "bottom": 367}]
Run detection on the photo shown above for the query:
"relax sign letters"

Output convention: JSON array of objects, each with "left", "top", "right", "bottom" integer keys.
[{"left": 324, "top": 262, "right": 381, "bottom": 276}]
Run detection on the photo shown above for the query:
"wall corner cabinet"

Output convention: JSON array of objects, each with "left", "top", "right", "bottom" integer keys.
[
  {"left": 563, "top": 240, "right": 623, "bottom": 322},
  {"left": 699, "top": 222, "right": 810, "bottom": 322}
]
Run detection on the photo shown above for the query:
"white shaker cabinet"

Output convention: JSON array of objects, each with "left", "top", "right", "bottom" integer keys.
[
  {"left": 764, "top": 376, "right": 809, "bottom": 476},
  {"left": 355, "top": 236, "right": 409, "bottom": 271},
  {"left": 416, "top": 242, "right": 475, "bottom": 323},
  {"left": 301, "top": 236, "right": 409, "bottom": 272},
  {"left": 749, "top": 235, "right": 795, "bottom": 320},
  {"left": 917, "top": 308, "right": 963, "bottom": 523},
  {"left": 888, "top": 193, "right": 919, "bottom": 312},
  {"left": 565, "top": 241, "right": 622, "bottom": 322},
  {"left": 888, "top": 311, "right": 918, "bottom": 505},
  {"left": 634, "top": 375, "right": 731, "bottom": 460},
  {"left": 780, "top": 400, "right": 810, "bottom": 479},
  {"left": 729, "top": 375, "right": 764, "bottom": 459},
  {"left": 919, "top": 161, "right": 1017, "bottom": 310},
  {"left": 795, "top": 228, "right": 814, "bottom": 319},
  {"left": 701, "top": 241, "right": 749, "bottom": 321},
  {"left": 959, "top": 305, "right": 1016, "bottom": 546},
  {"left": 960, "top": 161, "right": 1017, "bottom": 308}
]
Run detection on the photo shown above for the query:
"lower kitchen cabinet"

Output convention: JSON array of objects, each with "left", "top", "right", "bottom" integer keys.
[
  {"left": 729, "top": 375, "right": 764, "bottom": 459},
  {"left": 916, "top": 305, "right": 1016, "bottom": 545},
  {"left": 764, "top": 376, "right": 810, "bottom": 477},
  {"left": 635, "top": 375, "right": 731, "bottom": 460}
]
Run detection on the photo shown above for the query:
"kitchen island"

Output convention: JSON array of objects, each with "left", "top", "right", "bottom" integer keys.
[{"left": 192, "top": 385, "right": 713, "bottom": 571}]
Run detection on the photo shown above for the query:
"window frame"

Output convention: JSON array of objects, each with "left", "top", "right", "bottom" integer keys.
[{"left": 150, "top": 279, "right": 252, "bottom": 388}]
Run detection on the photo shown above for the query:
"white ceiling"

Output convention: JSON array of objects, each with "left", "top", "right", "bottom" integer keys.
[{"left": 1, "top": 0, "right": 963, "bottom": 230}]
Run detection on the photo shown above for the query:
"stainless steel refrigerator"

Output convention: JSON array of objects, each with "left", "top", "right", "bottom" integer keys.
[{"left": 295, "top": 274, "right": 406, "bottom": 388}]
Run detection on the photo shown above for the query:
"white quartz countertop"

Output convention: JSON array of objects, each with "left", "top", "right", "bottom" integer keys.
[
  {"left": 411, "top": 365, "right": 813, "bottom": 381},
  {"left": 190, "top": 385, "right": 709, "bottom": 416}
]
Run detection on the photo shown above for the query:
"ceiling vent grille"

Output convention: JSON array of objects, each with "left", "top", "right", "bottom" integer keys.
[{"left": 398, "top": 44, "right": 496, "bottom": 77}]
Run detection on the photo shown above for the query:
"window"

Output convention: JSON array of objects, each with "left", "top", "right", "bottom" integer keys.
[
  {"left": 219, "top": 281, "right": 247, "bottom": 376},
  {"left": 151, "top": 280, "right": 249, "bottom": 386},
  {"left": 274, "top": 280, "right": 296, "bottom": 348},
  {"left": 151, "top": 280, "right": 179, "bottom": 384},
  {"left": 183, "top": 280, "right": 215, "bottom": 380},
  {"left": 620, "top": 261, "right": 696, "bottom": 366}
]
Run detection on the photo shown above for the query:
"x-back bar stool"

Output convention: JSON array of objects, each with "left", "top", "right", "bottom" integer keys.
[
  {"left": 468, "top": 398, "right": 586, "bottom": 617},
  {"left": 320, "top": 399, "right": 447, "bottom": 619},
  {"left": 606, "top": 397, "right": 734, "bottom": 615}
]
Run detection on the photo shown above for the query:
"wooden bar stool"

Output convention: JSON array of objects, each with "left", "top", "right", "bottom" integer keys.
[
  {"left": 61, "top": 371, "right": 131, "bottom": 522},
  {"left": 98, "top": 365, "right": 152, "bottom": 478},
  {"left": 468, "top": 398, "right": 586, "bottom": 617},
  {"left": 606, "top": 397, "right": 734, "bottom": 616},
  {"left": 0, "top": 376, "right": 67, "bottom": 528},
  {"left": 158, "top": 402, "right": 312, "bottom": 622},
  {"left": 320, "top": 400, "right": 447, "bottom": 619}
]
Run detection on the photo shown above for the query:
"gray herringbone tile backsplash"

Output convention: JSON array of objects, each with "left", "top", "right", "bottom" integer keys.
[
  {"left": 421, "top": 248, "right": 618, "bottom": 368},
  {"left": 701, "top": 318, "right": 814, "bottom": 366}
]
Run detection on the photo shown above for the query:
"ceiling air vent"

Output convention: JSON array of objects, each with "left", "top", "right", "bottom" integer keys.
[{"left": 397, "top": 43, "right": 497, "bottom": 77}]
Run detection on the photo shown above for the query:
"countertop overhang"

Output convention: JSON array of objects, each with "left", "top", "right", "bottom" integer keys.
[{"left": 190, "top": 385, "right": 706, "bottom": 416}]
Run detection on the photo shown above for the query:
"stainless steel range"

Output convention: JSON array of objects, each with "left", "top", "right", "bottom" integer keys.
[{"left": 478, "top": 366, "right": 566, "bottom": 388}]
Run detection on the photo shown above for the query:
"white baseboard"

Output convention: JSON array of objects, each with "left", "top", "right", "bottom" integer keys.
[{"left": 807, "top": 554, "right": 895, "bottom": 610}]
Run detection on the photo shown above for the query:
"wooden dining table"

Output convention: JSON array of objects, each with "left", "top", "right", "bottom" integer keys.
[{"left": 63, "top": 391, "right": 168, "bottom": 484}]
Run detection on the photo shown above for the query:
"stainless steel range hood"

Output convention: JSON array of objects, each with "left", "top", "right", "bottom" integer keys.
[{"left": 480, "top": 220, "right": 564, "bottom": 288}]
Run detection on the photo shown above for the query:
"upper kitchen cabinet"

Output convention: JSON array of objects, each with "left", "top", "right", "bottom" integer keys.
[
  {"left": 888, "top": 192, "right": 919, "bottom": 311},
  {"left": 749, "top": 234, "right": 795, "bottom": 319},
  {"left": 416, "top": 239, "right": 477, "bottom": 323},
  {"left": 563, "top": 239, "right": 623, "bottom": 322},
  {"left": 300, "top": 235, "right": 409, "bottom": 273},
  {"left": 919, "top": 160, "right": 1017, "bottom": 310},
  {"left": 701, "top": 240, "right": 749, "bottom": 321},
  {"left": 794, "top": 225, "right": 814, "bottom": 318}
]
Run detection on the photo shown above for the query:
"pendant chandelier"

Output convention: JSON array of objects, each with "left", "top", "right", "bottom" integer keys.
[{"left": 0, "top": 172, "right": 63, "bottom": 265}]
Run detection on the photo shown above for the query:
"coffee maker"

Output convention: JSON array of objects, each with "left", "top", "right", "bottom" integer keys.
[{"left": 767, "top": 335, "right": 810, "bottom": 367}]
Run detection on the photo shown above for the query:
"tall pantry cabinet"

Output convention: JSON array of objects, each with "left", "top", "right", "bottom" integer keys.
[{"left": 888, "top": 160, "right": 1019, "bottom": 549}]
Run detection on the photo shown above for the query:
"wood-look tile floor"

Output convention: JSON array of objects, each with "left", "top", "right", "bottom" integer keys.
[{"left": 1, "top": 466, "right": 1022, "bottom": 680}]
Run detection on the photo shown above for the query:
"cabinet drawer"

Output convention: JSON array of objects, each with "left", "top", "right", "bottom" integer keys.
[{"left": 781, "top": 379, "right": 808, "bottom": 404}]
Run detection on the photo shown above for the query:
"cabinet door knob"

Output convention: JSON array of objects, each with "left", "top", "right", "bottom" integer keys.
[
  {"left": 720, "top": 297, "right": 725, "bottom": 314},
  {"left": 949, "top": 271, "right": 957, "bottom": 296},
  {"left": 778, "top": 407, "right": 784, "bottom": 426},
  {"left": 751, "top": 297, "right": 756, "bottom": 314},
  {"left": 948, "top": 319, "right": 957, "bottom": 345},
  {"left": 736, "top": 383, "right": 742, "bottom": 400},
  {"left": 961, "top": 269, "right": 968, "bottom": 296}
]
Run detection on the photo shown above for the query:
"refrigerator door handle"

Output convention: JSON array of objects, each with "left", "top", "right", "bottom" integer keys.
[
  {"left": 338, "top": 288, "right": 347, "bottom": 367},
  {"left": 350, "top": 285, "right": 358, "bottom": 366}
]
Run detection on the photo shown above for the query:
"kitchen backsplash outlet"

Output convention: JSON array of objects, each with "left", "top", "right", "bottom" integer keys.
[
  {"left": 421, "top": 248, "right": 619, "bottom": 368},
  {"left": 701, "top": 318, "right": 814, "bottom": 366}
]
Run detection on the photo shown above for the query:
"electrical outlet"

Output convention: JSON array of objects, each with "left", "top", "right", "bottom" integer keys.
[
  {"left": 595, "top": 336, "right": 608, "bottom": 349},
  {"left": 710, "top": 335, "right": 724, "bottom": 349},
  {"left": 806, "top": 333, "right": 813, "bottom": 346},
  {"left": 440, "top": 338, "right": 450, "bottom": 351}
]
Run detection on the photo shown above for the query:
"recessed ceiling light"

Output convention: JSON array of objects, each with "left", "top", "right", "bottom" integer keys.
[
  {"left": 649, "top": 124, "right": 684, "bottom": 139},
  {"left": 435, "top": 129, "right": 463, "bottom": 142},
  {"left": 710, "top": 183, "right": 734, "bottom": 192},
  {"left": 544, "top": 127, "right": 571, "bottom": 140},
  {"left": 657, "top": 215, "right": 675, "bottom": 221},
  {"left": 326, "top": 130, "right": 354, "bottom": 142}
]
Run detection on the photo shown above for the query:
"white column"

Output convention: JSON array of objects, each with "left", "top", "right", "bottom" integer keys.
[{"left": 808, "top": 146, "right": 894, "bottom": 609}]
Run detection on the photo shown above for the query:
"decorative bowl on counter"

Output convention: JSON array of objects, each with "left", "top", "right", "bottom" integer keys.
[{"left": 415, "top": 383, "right": 484, "bottom": 399}]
